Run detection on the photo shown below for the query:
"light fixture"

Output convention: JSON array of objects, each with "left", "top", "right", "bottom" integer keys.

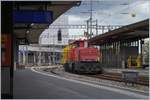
[{"left": 26, "top": 30, "right": 30, "bottom": 34}]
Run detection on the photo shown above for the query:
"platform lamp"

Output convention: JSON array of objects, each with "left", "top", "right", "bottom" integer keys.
[{"left": 25, "top": 30, "right": 30, "bottom": 66}]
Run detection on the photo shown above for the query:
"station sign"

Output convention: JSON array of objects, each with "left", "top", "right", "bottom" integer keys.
[{"left": 13, "top": 10, "right": 53, "bottom": 24}]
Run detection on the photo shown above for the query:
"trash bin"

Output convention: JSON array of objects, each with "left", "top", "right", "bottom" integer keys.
[{"left": 122, "top": 71, "right": 139, "bottom": 85}]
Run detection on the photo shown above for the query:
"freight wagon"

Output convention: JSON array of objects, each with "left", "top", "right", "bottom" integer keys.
[{"left": 62, "top": 40, "right": 102, "bottom": 74}]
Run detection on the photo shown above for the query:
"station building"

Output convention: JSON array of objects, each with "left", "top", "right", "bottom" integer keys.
[{"left": 18, "top": 15, "right": 68, "bottom": 66}]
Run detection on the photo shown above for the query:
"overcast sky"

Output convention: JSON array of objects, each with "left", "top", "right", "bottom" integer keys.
[
  {"left": 66, "top": 0, "right": 149, "bottom": 35},
  {"left": 67, "top": 0, "right": 149, "bottom": 24},
  {"left": 40, "top": 0, "right": 149, "bottom": 43}
]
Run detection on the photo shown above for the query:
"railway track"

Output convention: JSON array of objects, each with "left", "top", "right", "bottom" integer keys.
[
  {"left": 87, "top": 72, "right": 149, "bottom": 86},
  {"left": 43, "top": 67, "right": 149, "bottom": 86}
]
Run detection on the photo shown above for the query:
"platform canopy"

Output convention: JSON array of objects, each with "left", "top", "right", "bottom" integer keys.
[
  {"left": 13, "top": 1, "right": 81, "bottom": 44},
  {"left": 88, "top": 19, "right": 149, "bottom": 45}
]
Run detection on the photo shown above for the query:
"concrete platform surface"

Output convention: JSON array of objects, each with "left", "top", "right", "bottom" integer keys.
[{"left": 13, "top": 68, "right": 147, "bottom": 99}]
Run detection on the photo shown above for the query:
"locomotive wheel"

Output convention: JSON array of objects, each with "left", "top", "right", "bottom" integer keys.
[
  {"left": 71, "top": 62, "right": 75, "bottom": 73},
  {"left": 64, "top": 62, "right": 103, "bottom": 74}
]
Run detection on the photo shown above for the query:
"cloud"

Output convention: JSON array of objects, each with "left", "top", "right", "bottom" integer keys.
[
  {"left": 95, "top": 0, "right": 149, "bottom": 25},
  {"left": 69, "top": 15, "right": 82, "bottom": 22},
  {"left": 40, "top": 0, "right": 149, "bottom": 42},
  {"left": 68, "top": 15, "right": 88, "bottom": 24},
  {"left": 131, "top": 1, "right": 149, "bottom": 17},
  {"left": 69, "top": 29, "right": 85, "bottom": 35},
  {"left": 68, "top": 1, "right": 149, "bottom": 36}
]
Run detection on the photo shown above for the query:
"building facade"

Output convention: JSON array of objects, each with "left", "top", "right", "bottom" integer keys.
[
  {"left": 18, "top": 44, "right": 65, "bottom": 66},
  {"left": 18, "top": 15, "right": 69, "bottom": 67}
]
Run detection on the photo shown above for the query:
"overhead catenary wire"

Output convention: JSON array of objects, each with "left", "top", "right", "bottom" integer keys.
[{"left": 97, "top": 0, "right": 147, "bottom": 24}]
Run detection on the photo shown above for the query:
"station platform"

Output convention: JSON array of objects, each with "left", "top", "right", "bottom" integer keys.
[{"left": 103, "top": 68, "right": 149, "bottom": 77}]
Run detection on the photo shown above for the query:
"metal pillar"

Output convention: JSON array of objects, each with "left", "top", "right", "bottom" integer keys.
[
  {"left": 53, "top": 52, "right": 56, "bottom": 65},
  {"left": 33, "top": 52, "right": 36, "bottom": 66},
  {"left": 18, "top": 51, "right": 21, "bottom": 65},
  {"left": 96, "top": 19, "right": 98, "bottom": 35},
  {"left": 23, "top": 45, "right": 28, "bottom": 66},
  {"left": 90, "top": 0, "right": 93, "bottom": 38},
  {"left": 25, "top": 50, "right": 28, "bottom": 66},
  {"left": 105, "top": 44, "right": 107, "bottom": 67},
  {"left": 48, "top": 53, "right": 51, "bottom": 65},
  {"left": 115, "top": 42, "right": 117, "bottom": 67},
  {"left": 1, "top": 1, "right": 13, "bottom": 98},
  {"left": 102, "top": 26, "right": 104, "bottom": 34},
  {"left": 140, "top": 39, "right": 143, "bottom": 66},
  {"left": 43, "top": 52, "right": 46, "bottom": 64},
  {"left": 23, "top": 50, "right": 26, "bottom": 65},
  {"left": 38, "top": 52, "right": 41, "bottom": 66},
  {"left": 13, "top": 35, "right": 19, "bottom": 70},
  {"left": 118, "top": 41, "right": 120, "bottom": 68},
  {"left": 87, "top": 20, "right": 89, "bottom": 35}
]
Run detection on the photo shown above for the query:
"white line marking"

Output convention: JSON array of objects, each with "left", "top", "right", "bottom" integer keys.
[{"left": 31, "top": 67, "right": 148, "bottom": 99}]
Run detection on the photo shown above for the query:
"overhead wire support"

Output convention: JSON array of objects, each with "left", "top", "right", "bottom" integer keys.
[{"left": 14, "top": 24, "right": 122, "bottom": 30}]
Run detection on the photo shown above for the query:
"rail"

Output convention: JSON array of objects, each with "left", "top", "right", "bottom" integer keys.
[
  {"left": 88, "top": 72, "right": 149, "bottom": 86},
  {"left": 42, "top": 67, "right": 149, "bottom": 86}
]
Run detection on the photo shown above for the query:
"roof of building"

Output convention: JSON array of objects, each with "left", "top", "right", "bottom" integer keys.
[{"left": 88, "top": 19, "right": 149, "bottom": 45}]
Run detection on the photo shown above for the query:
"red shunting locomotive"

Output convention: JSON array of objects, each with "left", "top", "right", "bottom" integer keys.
[{"left": 62, "top": 40, "right": 102, "bottom": 74}]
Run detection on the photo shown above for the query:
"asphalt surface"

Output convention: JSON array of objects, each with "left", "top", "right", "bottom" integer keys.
[{"left": 13, "top": 68, "right": 147, "bottom": 99}]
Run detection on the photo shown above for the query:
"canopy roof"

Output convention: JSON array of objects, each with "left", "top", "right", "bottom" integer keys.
[
  {"left": 14, "top": 1, "right": 81, "bottom": 44},
  {"left": 88, "top": 19, "right": 149, "bottom": 45}
]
